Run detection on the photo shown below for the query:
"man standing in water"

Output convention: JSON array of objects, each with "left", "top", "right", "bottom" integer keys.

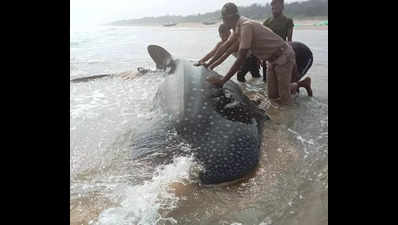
[
  {"left": 207, "top": 2, "right": 299, "bottom": 106},
  {"left": 264, "top": 0, "right": 294, "bottom": 42},
  {"left": 262, "top": 0, "right": 293, "bottom": 82}
]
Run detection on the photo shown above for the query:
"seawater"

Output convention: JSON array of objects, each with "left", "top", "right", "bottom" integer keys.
[{"left": 70, "top": 24, "right": 328, "bottom": 225}]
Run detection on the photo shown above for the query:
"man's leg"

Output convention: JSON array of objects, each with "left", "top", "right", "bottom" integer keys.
[
  {"left": 273, "top": 46, "right": 297, "bottom": 106},
  {"left": 247, "top": 55, "right": 261, "bottom": 78},
  {"left": 297, "top": 77, "right": 313, "bottom": 96},
  {"left": 275, "top": 61, "right": 294, "bottom": 106},
  {"left": 237, "top": 59, "right": 250, "bottom": 82},
  {"left": 267, "top": 62, "right": 279, "bottom": 100},
  {"left": 262, "top": 61, "right": 267, "bottom": 82},
  {"left": 291, "top": 44, "right": 313, "bottom": 96},
  {"left": 291, "top": 61, "right": 313, "bottom": 96}
]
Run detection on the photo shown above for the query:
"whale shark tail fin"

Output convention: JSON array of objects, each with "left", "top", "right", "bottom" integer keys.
[{"left": 147, "top": 45, "right": 176, "bottom": 74}]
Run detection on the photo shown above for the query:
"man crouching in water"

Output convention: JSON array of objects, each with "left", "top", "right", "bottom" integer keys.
[{"left": 207, "top": 2, "right": 306, "bottom": 107}]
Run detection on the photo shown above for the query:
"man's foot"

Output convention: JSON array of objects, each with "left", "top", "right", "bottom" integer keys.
[
  {"left": 298, "top": 77, "right": 313, "bottom": 97},
  {"left": 290, "top": 83, "right": 298, "bottom": 95}
]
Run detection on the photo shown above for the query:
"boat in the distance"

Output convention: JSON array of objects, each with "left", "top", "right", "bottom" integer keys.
[
  {"left": 202, "top": 21, "right": 217, "bottom": 25},
  {"left": 163, "top": 22, "right": 177, "bottom": 27}
]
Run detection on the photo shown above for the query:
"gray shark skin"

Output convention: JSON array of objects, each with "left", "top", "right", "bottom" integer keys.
[{"left": 150, "top": 45, "right": 268, "bottom": 185}]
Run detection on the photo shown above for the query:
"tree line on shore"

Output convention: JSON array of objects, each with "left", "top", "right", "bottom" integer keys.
[{"left": 109, "top": 0, "right": 328, "bottom": 25}]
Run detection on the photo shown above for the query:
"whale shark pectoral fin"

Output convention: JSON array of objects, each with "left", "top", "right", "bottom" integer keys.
[
  {"left": 70, "top": 74, "right": 113, "bottom": 83},
  {"left": 147, "top": 45, "right": 175, "bottom": 74}
]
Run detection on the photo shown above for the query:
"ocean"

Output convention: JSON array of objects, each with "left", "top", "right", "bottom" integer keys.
[{"left": 70, "top": 24, "right": 328, "bottom": 225}]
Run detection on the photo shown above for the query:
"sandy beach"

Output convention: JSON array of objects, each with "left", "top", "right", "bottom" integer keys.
[{"left": 116, "top": 19, "right": 328, "bottom": 30}]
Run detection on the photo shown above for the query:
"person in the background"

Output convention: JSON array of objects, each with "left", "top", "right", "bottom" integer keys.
[
  {"left": 264, "top": 0, "right": 293, "bottom": 42},
  {"left": 262, "top": 0, "right": 312, "bottom": 96},
  {"left": 262, "top": 0, "right": 294, "bottom": 83},
  {"left": 194, "top": 24, "right": 231, "bottom": 66}
]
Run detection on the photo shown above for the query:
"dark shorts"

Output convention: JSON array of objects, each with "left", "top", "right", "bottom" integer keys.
[
  {"left": 237, "top": 54, "right": 260, "bottom": 82},
  {"left": 291, "top": 41, "right": 313, "bottom": 81}
]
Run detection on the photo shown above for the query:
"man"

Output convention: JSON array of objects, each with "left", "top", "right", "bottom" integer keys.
[
  {"left": 207, "top": 2, "right": 298, "bottom": 106},
  {"left": 262, "top": 0, "right": 293, "bottom": 82},
  {"left": 264, "top": 0, "right": 293, "bottom": 42},
  {"left": 194, "top": 24, "right": 231, "bottom": 66},
  {"left": 195, "top": 25, "right": 261, "bottom": 83}
]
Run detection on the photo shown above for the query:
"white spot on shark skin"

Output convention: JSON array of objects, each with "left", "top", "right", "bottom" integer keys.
[{"left": 259, "top": 217, "right": 273, "bottom": 225}]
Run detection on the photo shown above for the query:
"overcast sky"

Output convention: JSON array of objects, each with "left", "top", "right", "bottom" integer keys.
[{"left": 71, "top": 0, "right": 307, "bottom": 26}]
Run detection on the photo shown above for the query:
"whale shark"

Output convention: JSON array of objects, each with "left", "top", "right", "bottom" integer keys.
[{"left": 145, "top": 45, "right": 269, "bottom": 185}]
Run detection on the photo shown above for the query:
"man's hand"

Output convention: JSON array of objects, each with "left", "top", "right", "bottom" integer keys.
[
  {"left": 206, "top": 76, "right": 225, "bottom": 88},
  {"left": 193, "top": 61, "right": 203, "bottom": 66}
]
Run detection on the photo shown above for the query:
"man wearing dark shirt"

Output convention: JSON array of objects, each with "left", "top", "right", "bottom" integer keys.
[
  {"left": 262, "top": 0, "right": 312, "bottom": 96},
  {"left": 262, "top": 0, "right": 294, "bottom": 83},
  {"left": 263, "top": 0, "right": 294, "bottom": 41}
]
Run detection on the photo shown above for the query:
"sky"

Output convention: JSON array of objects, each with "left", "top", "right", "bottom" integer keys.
[{"left": 71, "top": 0, "right": 307, "bottom": 26}]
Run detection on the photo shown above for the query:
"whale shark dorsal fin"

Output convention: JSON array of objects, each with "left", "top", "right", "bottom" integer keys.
[{"left": 147, "top": 45, "right": 175, "bottom": 73}]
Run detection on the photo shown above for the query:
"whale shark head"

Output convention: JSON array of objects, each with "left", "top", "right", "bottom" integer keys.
[{"left": 148, "top": 45, "right": 264, "bottom": 124}]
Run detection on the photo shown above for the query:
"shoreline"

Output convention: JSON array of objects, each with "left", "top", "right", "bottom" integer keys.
[{"left": 107, "top": 19, "right": 328, "bottom": 30}]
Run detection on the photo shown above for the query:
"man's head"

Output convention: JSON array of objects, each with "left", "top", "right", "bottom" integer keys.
[
  {"left": 221, "top": 2, "right": 240, "bottom": 29},
  {"left": 271, "top": 0, "right": 284, "bottom": 17},
  {"left": 218, "top": 24, "right": 231, "bottom": 41}
]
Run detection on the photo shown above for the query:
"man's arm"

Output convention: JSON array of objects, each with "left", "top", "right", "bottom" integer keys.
[
  {"left": 204, "top": 34, "right": 236, "bottom": 67},
  {"left": 287, "top": 19, "right": 294, "bottom": 42},
  {"left": 194, "top": 42, "right": 221, "bottom": 66},
  {"left": 207, "top": 48, "right": 249, "bottom": 87},
  {"left": 208, "top": 41, "right": 239, "bottom": 70}
]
